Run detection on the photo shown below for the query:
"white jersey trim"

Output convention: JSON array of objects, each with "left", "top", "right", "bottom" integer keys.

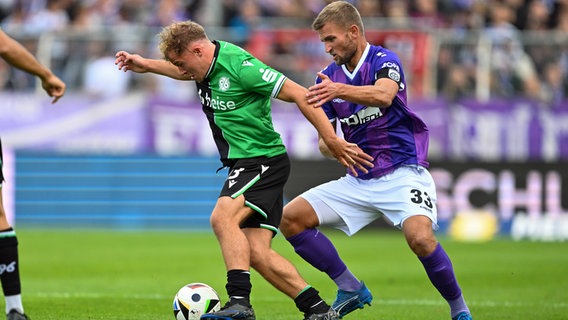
[{"left": 341, "top": 43, "right": 371, "bottom": 80}]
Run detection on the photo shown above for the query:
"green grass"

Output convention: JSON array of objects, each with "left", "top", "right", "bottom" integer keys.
[{"left": 14, "top": 228, "right": 568, "bottom": 319}]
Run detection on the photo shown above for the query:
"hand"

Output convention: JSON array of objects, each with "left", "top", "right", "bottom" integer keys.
[
  {"left": 324, "top": 137, "right": 374, "bottom": 177},
  {"left": 115, "top": 51, "right": 147, "bottom": 73},
  {"left": 41, "top": 74, "right": 66, "bottom": 104},
  {"left": 306, "top": 72, "right": 341, "bottom": 107}
]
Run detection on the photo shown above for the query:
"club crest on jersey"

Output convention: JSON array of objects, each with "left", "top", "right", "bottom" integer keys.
[
  {"left": 388, "top": 69, "right": 401, "bottom": 82},
  {"left": 219, "top": 77, "right": 230, "bottom": 91}
]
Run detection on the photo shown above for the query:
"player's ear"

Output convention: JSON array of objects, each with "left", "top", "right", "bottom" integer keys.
[{"left": 348, "top": 24, "right": 359, "bottom": 39}]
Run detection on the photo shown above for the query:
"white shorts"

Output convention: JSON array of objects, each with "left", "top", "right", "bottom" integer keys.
[{"left": 300, "top": 165, "right": 438, "bottom": 236}]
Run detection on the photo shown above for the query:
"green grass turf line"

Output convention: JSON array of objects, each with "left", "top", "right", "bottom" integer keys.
[{"left": 12, "top": 228, "right": 568, "bottom": 319}]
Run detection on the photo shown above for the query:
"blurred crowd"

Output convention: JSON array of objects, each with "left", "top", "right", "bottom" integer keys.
[
  {"left": 434, "top": 0, "right": 568, "bottom": 105},
  {"left": 0, "top": 0, "right": 202, "bottom": 32},
  {"left": 0, "top": 0, "right": 566, "bottom": 105}
]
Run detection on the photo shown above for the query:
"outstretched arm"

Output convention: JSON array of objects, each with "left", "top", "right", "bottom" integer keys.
[
  {"left": 0, "top": 30, "right": 66, "bottom": 103},
  {"left": 115, "top": 50, "right": 193, "bottom": 81},
  {"left": 307, "top": 72, "right": 398, "bottom": 108},
  {"left": 277, "top": 78, "right": 373, "bottom": 176}
]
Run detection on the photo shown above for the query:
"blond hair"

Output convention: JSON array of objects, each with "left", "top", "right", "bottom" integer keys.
[
  {"left": 158, "top": 20, "right": 208, "bottom": 60},
  {"left": 312, "top": 1, "right": 364, "bottom": 34}
]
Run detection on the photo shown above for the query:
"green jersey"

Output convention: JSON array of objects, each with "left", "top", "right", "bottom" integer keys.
[{"left": 196, "top": 41, "right": 287, "bottom": 166}]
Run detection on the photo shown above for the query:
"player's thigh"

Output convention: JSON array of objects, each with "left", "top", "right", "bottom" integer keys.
[
  {"left": 210, "top": 195, "right": 251, "bottom": 226},
  {"left": 376, "top": 166, "right": 438, "bottom": 229},
  {"left": 300, "top": 176, "right": 378, "bottom": 235}
]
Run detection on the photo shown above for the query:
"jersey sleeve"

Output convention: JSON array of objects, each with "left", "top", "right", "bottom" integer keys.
[
  {"left": 373, "top": 55, "right": 404, "bottom": 89},
  {"left": 239, "top": 56, "right": 287, "bottom": 98}
]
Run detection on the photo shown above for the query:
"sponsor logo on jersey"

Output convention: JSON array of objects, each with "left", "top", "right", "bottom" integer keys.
[
  {"left": 219, "top": 77, "right": 230, "bottom": 92},
  {"left": 242, "top": 61, "right": 254, "bottom": 67},
  {"left": 332, "top": 98, "right": 346, "bottom": 104},
  {"left": 380, "top": 61, "right": 400, "bottom": 72},
  {"left": 199, "top": 88, "right": 237, "bottom": 111},
  {"left": 228, "top": 180, "right": 237, "bottom": 188},
  {"left": 339, "top": 107, "right": 383, "bottom": 126}
]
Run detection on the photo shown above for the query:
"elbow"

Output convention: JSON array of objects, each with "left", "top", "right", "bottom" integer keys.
[
  {"left": 372, "top": 94, "right": 395, "bottom": 108},
  {"left": 318, "top": 143, "right": 326, "bottom": 155},
  {"left": 368, "top": 99, "right": 392, "bottom": 108},
  {"left": 379, "top": 99, "right": 394, "bottom": 108},
  {"left": 0, "top": 47, "right": 10, "bottom": 58}
]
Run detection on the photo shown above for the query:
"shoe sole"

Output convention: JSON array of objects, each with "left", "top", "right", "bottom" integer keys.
[
  {"left": 200, "top": 315, "right": 255, "bottom": 320},
  {"left": 200, "top": 317, "right": 255, "bottom": 320},
  {"left": 334, "top": 294, "right": 373, "bottom": 319}
]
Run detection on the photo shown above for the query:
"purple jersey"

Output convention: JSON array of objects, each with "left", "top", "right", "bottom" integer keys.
[{"left": 319, "top": 44, "right": 429, "bottom": 179}]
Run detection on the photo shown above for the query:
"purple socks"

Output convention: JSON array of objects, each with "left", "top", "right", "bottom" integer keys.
[
  {"left": 419, "top": 243, "right": 462, "bottom": 300},
  {"left": 419, "top": 243, "right": 470, "bottom": 316},
  {"left": 287, "top": 229, "right": 361, "bottom": 291},
  {"left": 287, "top": 229, "right": 347, "bottom": 278}
]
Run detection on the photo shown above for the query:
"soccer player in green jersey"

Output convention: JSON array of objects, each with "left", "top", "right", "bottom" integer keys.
[
  {"left": 0, "top": 28, "right": 66, "bottom": 320},
  {"left": 115, "top": 20, "right": 373, "bottom": 320}
]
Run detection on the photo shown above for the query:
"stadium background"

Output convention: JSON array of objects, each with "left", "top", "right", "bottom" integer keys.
[{"left": 0, "top": 0, "right": 567, "bottom": 242}]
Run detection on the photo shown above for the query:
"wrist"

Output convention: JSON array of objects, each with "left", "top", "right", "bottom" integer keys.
[{"left": 38, "top": 69, "right": 53, "bottom": 82}]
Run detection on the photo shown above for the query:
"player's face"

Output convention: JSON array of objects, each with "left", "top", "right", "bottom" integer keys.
[
  {"left": 317, "top": 22, "right": 357, "bottom": 67},
  {"left": 167, "top": 45, "right": 206, "bottom": 82}
]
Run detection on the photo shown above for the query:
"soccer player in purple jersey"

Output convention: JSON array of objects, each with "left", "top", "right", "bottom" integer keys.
[{"left": 278, "top": 2, "right": 473, "bottom": 320}]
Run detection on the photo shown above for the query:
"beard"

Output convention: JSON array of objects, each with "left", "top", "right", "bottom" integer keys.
[{"left": 332, "top": 41, "right": 357, "bottom": 66}]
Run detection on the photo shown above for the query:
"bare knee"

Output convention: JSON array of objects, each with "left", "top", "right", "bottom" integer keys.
[
  {"left": 280, "top": 209, "right": 314, "bottom": 238},
  {"left": 209, "top": 210, "right": 225, "bottom": 236},
  {"left": 279, "top": 212, "right": 300, "bottom": 238},
  {"left": 209, "top": 196, "right": 249, "bottom": 236},
  {"left": 402, "top": 216, "right": 438, "bottom": 257},
  {"left": 280, "top": 197, "right": 318, "bottom": 238},
  {"left": 407, "top": 234, "right": 438, "bottom": 257}
]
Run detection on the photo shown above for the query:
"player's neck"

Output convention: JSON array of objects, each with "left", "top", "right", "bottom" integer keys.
[{"left": 346, "top": 42, "right": 367, "bottom": 72}]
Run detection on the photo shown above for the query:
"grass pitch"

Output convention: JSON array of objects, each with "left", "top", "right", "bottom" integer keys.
[{"left": 15, "top": 228, "right": 568, "bottom": 319}]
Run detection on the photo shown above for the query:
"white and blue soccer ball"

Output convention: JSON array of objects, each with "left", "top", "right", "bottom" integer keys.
[{"left": 173, "top": 283, "right": 221, "bottom": 320}]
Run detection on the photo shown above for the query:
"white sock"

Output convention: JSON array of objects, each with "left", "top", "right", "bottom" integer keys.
[{"left": 5, "top": 294, "right": 24, "bottom": 314}]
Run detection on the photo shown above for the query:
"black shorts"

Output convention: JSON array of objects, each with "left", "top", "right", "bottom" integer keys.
[{"left": 220, "top": 152, "right": 290, "bottom": 234}]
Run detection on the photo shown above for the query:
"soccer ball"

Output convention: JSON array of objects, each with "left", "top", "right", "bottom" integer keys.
[{"left": 173, "top": 283, "right": 222, "bottom": 320}]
